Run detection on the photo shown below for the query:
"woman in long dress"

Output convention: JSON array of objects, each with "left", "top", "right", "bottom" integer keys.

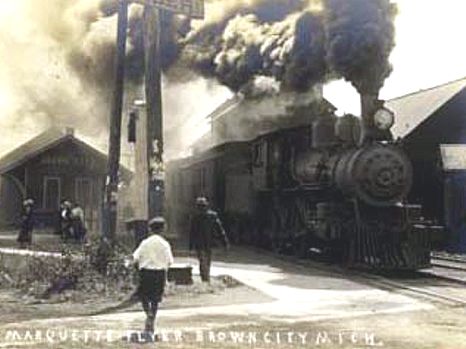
[{"left": 17, "top": 199, "right": 34, "bottom": 248}]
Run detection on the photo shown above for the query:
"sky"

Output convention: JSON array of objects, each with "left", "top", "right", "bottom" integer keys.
[{"left": 323, "top": 0, "right": 466, "bottom": 115}]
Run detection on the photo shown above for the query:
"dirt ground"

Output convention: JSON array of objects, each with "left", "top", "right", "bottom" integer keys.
[
  {"left": 1, "top": 244, "right": 465, "bottom": 349},
  {"left": 0, "top": 273, "right": 268, "bottom": 323}
]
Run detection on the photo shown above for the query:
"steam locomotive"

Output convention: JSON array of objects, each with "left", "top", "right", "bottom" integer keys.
[{"left": 167, "top": 95, "right": 432, "bottom": 270}]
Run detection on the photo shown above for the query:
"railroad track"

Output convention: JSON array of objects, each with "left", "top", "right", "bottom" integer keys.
[
  {"left": 253, "top": 248, "right": 466, "bottom": 307},
  {"left": 431, "top": 253, "right": 466, "bottom": 271},
  {"left": 359, "top": 271, "right": 466, "bottom": 307}
]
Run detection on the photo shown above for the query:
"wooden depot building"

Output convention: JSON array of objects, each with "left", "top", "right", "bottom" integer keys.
[
  {"left": 387, "top": 77, "right": 466, "bottom": 251},
  {"left": 0, "top": 127, "right": 130, "bottom": 232}
]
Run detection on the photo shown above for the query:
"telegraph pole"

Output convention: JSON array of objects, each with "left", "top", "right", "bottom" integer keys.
[
  {"left": 143, "top": 5, "right": 164, "bottom": 219},
  {"left": 144, "top": 6, "right": 163, "bottom": 161},
  {"left": 104, "top": 0, "right": 129, "bottom": 243},
  {"left": 139, "top": 0, "right": 204, "bottom": 220}
]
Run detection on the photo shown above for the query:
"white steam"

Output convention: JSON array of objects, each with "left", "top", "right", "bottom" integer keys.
[{"left": 0, "top": 0, "right": 231, "bottom": 160}]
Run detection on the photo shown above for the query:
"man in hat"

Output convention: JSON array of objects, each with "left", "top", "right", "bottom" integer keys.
[
  {"left": 189, "top": 197, "right": 229, "bottom": 283},
  {"left": 132, "top": 217, "right": 173, "bottom": 339}
]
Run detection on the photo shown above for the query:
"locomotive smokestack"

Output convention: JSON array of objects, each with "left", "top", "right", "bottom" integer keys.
[{"left": 360, "top": 93, "right": 378, "bottom": 143}]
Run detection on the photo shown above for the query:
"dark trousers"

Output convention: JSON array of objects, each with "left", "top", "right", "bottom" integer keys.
[
  {"left": 139, "top": 269, "right": 166, "bottom": 333},
  {"left": 17, "top": 228, "right": 32, "bottom": 247},
  {"left": 196, "top": 250, "right": 212, "bottom": 282},
  {"left": 61, "top": 222, "right": 72, "bottom": 242},
  {"left": 71, "top": 219, "right": 86, "bottom": 242}
]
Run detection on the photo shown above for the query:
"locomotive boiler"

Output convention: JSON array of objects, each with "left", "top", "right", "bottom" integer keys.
[{"left": 167, "top": 96, "right": 432, "bottom": 270}]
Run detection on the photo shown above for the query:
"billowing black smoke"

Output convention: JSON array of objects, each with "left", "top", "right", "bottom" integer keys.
[
  {"left": 188, "top": 0, "right": 306, "bottom": 43},
  {"left": 177, "top": 0, "right": 396, "bottom": 95},
  {"left": 325, "top": 0, "right": 397, "bottom": 94},
  {"left": 178, "top": 0, "right": 316, "bottom": 92},
  {"left": 281, "top": 12, "right": 327, "bottom": 91},
  {"left": 75, "top": 0, "right": 397, "bottom": 97},
  {"left": 180, "top": 11, "right": 327, "bottom": 92}
]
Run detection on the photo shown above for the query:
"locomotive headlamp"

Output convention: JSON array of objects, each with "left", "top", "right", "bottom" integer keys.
[{"left": 374, "top": 107, "right": 395, "bottom": 130}]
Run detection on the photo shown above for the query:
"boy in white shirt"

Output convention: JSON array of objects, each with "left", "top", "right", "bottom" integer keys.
[{"left": 133, "top": 217, "right": 174, "bottom": 336}]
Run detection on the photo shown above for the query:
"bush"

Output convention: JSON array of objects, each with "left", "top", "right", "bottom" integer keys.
[{"left": 3, "top": 237, "right": 137, "bottom": 299}]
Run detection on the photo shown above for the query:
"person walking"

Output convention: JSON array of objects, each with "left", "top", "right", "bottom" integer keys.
[
  {"left": 132, "top": 217, "right": 173, "bottom": 340},
  {"left": 17, "top": 199, "right": 34, "bottom": 248},
  {"left": 189, "top": 197, "right": 229, "bottom": 283}
]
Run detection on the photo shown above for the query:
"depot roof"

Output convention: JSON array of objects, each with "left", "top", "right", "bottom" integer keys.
[
  {"left": 387, "top": 77, "right": 466, "bottom": 139},
  {"left": 0, "top": 127, "right": 132, "bottom": 178}
]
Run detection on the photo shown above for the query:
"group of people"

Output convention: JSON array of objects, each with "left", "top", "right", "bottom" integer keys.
[
  {"left": 60, "top": 200, "right": 87, "bottom": 243},
  {"left": 132, "top": 196, "right": 229, "bottom": 340},
  {"left": 17, "top": 199, "right": 87, "bottom": 247}
]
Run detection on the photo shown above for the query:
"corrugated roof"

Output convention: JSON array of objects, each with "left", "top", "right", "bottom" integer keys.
[
  {"left": 0, "top": 128, "right": 131, "bottom": 178},
  {"left": 440, "top": 144, "right": 466, "bottom": 170},
  {"left": 387, "top": 77, "right": 466, "bottom": 139}
]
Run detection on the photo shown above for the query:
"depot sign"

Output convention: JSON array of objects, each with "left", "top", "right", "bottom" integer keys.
[{"left": 131, "top": 0, "right": 204, "bottom": 19}]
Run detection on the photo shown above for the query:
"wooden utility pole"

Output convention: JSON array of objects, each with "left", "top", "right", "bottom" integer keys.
[
  {"left": 143, "top": 5, "right": 164, "bottom": 218},
  {"left": 103, "top": 0, "right": 129, "bottom": 243}
]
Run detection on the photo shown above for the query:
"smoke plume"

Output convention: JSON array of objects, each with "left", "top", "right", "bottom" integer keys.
[
  {"left": 177, "top": 0, "right": 396, "bottom": 95},
  {"left": 325, "top": 0, "right": 397, "bottom": 94},
  {"left": 179, "top": 0, "right": 326, "bottom": 92}
]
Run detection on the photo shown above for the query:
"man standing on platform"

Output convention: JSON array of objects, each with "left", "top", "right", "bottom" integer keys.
[
  {"left": 132, "top": 217, "right": 173, "bottom": 338},
  {"left": 189, "top": 197, "right": 229, "bottom": 283}
]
